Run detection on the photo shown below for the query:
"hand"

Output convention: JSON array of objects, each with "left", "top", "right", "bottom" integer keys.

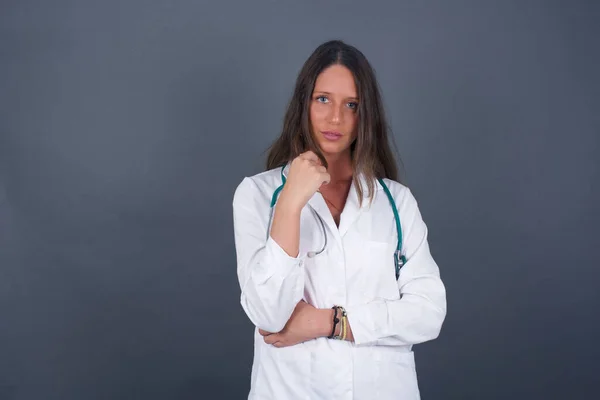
[
  {"left": 278, "top": 151, "right": 331, "bottom": 212},
  {"left": 259, "top": 300, "right": 331, "bottom": 348}
]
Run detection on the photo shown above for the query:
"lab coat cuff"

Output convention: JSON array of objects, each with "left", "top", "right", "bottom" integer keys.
[{"left": 345, "top": 301, "right": 387, "bottom": 346}]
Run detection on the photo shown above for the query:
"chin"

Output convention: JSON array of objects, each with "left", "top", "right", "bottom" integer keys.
[{"left": 319, "top": 142, "right": 351, "bottom": 157}]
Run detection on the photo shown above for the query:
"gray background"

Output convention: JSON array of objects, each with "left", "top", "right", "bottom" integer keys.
[{"left": 1, "top": 0, "right": 598, "bottom": 399}]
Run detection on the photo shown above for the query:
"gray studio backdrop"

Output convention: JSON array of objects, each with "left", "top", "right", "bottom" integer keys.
[{"left": 1, "top": 1, "right": 598, "bottom": 399}]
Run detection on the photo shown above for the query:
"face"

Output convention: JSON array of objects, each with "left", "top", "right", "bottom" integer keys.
[{"left": 309, "top": 64, "right": 359, "bottom": 158}]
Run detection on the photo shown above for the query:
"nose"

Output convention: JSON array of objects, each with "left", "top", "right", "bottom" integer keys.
[{"left": 328, "top": 104, "right": 342, "bottom": 125}]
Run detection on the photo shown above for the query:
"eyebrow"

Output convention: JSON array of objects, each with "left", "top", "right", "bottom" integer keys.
[{"left": 314, "top": 91, "right": 358, "bottom": 100}]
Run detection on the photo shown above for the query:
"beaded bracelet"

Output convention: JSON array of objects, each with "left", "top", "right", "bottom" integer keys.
[
  {"left": 327, "top": 306, "right": 341, "bottom": 339},
  {"left": 332, "top": 306, "right": 347, "bottom": 340}
]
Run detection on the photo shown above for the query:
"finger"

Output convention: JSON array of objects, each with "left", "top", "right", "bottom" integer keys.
[
  {"left": 300, "top": 150, "right": 320, "bottom": 163},
  {"left": 321, "top": 172, "right": 331, "bottom": 185},
  {"left": 264, "top": 334, "right": 280, "bottom": 345},
  {"left": 258, "top": 329, "right": 272, "bottom": 336},
  {"left": 273, "top": 341, "right": 285, "bottom": 348}
]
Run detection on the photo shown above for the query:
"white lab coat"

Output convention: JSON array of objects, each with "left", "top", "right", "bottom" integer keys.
[{"left": 232, "top": 162, "right": 447, "bottom": 400}]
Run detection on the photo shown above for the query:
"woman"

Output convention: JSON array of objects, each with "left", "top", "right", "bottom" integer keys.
[{"left": 232, "top": 40, "right": 446, "bottom": 400}]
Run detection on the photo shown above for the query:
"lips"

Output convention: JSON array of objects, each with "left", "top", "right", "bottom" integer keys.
[{"left": 321, "top": 131, "right": 342, "bottom": 141}]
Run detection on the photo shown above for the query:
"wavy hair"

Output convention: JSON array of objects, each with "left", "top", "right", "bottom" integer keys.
[{"left": 265, "top": 40, "right": 402, "bottom": 205}]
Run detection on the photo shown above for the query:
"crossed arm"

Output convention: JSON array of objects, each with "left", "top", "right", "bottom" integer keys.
[
  {"left": 259, "top": 300, "right": 354, "bottom": 347},
  {"left": 233, "top": 178, "right": 446, "bottom": 348}
]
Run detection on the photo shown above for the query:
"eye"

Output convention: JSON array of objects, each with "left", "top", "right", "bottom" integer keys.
[
  {"left": 315, "top": 95, "right": 329, "bottom": 103},
  {"left": 347, "top": 101, "right": 358, "bottom": 110}
]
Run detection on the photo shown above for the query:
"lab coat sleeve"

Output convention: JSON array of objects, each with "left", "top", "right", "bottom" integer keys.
[
  {"left": 232, "top": 177, "right": 307, "bottom": 333},
  {"left": 345, "top": 188, "right": 447, "bottom": 346}
]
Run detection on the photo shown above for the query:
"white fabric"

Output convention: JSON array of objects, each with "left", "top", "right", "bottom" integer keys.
[{"left": 232, "top": 163, "right": 447, "bottom": 400}]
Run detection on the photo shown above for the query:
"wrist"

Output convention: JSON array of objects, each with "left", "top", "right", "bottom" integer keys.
[
  {"left": 320, "top": 308, "right": 336, "bottom": 338},
  {"left": 328, "top": 306, "right": 347, "bottom": 340},
  {"left": 277, "top": 189, "right": 304, "bottom": 214}
]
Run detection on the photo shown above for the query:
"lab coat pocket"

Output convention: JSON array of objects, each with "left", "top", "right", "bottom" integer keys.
[
  {"left": 375, "top": 350, "right": 420, "bottom": 400},
  {"left": 257, "top": 342, "right": 311, "bottom": 398},
  {"left": 360, "top": 241, "right": 400, "bottom": 301}
]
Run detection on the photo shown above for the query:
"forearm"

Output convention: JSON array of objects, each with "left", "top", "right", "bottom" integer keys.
[
  {"left": 269, "top": 190, "right": 302, "bottom": 257},
  {"left": 302, "top": 306, "right": 350, "bottom": 341}
]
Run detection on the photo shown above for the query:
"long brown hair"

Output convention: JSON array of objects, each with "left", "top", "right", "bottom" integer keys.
[{"left": 265, "top": 40, "right": 402, "bottom": 205}]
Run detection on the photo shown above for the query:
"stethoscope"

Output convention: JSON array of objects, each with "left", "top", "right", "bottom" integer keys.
[{"left": 266, "top": 165, "right": 407, "bottom": 280}]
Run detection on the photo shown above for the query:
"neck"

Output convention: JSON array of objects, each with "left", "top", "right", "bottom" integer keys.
[{"left": 324, "top": 151, "right": 353, "bottom": 184}]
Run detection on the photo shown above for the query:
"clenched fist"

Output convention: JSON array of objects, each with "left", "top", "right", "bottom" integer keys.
[{"left": 279, "top": 151, "right": 331, "bottom": 212}]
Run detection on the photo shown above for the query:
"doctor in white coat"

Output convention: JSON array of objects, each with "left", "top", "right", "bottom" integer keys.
[{"left": 232, "top": 40, "right": 447, "bottom": 400}]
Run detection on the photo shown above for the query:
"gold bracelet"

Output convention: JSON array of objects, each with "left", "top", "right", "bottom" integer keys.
[
  {"left": 332, "top": 306, "right": 347, "bottom": 340},
  {"left": 341, "top": 315, "right": 347, "bottom": 341}
]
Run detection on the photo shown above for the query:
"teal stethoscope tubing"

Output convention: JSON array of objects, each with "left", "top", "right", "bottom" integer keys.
[{"left": 266, "top": 166, "right": 407, "bottom": 280}]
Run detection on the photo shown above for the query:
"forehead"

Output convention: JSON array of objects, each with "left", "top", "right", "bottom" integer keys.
[{"left": 314, "top": 64, "right": 357, "bottom": 97}]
